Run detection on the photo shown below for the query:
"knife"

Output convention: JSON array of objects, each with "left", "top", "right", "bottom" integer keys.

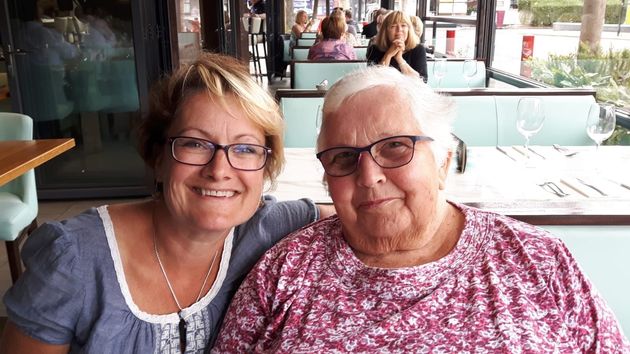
[
  {"left": 606, "top": 178, "right": 630, "bottom": 191},
  {"left": 527, "top": 147, "right": 546, "bottom": 160},
  {"left": 496, "top": 146, "right": 517, "bottom": 161},
  {"left": 576, "top": 177, "right": 608, "bottom": 196}
]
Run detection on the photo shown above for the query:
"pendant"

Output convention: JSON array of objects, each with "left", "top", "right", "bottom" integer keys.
[{"left": 178, "top": 314, "right": 187, "bottom": 353}]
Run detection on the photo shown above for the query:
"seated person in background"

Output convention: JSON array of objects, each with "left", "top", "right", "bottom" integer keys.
[
  {"left": 249, "top": 0, "right": 266, "bottom": 19},
  {"left": 213, "top": 66, "right": 630, "bottom": 352},
  {"left": 307, "top": 14, "right": 356, "bottom": 60},
  {"left": 409, "top": 15, "right": 424, "bottom": 40},
  {"left": 367, "top": 10, "right": 427, "bottom": 81},
  {"left": 344, "top": 9, "right": 359, "bottom": 37},
  {"left": 361, "top": 8, "right": 387, "bottom": 39},
  {"left": 290, "top": 10, "right": 313, "bottom": 49},
  {"left": 0, "top": 52, "right": 332, "bottom": 353}
]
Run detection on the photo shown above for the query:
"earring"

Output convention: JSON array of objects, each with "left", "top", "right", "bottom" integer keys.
[{"left": 153, "top": 179, "right": 163, "bottom": 198}]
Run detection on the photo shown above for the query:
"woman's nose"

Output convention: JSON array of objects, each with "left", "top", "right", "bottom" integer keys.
[
  {"left": 355, "top": 152, "right": 385, "bottom": 187},
  {"left": 203, "top": 149, "right": 231, "bottom": 178}
]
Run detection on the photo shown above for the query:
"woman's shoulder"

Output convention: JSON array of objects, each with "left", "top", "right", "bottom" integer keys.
[
  {"left": 263, "top": 215, "right": 339, "bottom": 262},
  {"left": 22, "top": 207, "right": 106, "bottom": 263}
]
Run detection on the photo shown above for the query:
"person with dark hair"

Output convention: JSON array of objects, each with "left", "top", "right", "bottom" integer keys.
[
  {"left": 307, "top": 13, "right": 356, "bottom": 60},
  {"left": 367, "top": 10, "right": 427, "bottom": 81},
  {"left": 0, "top": 53, "right": 332, "bottom": 353},
  {"left": 361, "top": 8, "right": 387, "bottom": 38},
  {"left": 249, "top": 0, "right": 266, "bottom": 18}
]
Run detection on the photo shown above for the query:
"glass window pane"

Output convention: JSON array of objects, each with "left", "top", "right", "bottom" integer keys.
[{"left": 491, "top": 0, "right": 630, "bottom": 111}]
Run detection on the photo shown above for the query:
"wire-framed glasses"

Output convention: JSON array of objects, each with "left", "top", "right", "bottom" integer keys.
[
  {"left": 316, "top": 135, "right": 433, "bottom": 177},
  {"left": 168, "top": 136, "right": 271, "bottom": 171}
]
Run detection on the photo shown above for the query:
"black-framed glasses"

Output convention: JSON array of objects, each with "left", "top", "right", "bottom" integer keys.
[
  {"left": 316, "top": 135, "right": 433, "bottom": 177},
  {"left": 168, "top": 136, "right": 271, "bottom": 171}
]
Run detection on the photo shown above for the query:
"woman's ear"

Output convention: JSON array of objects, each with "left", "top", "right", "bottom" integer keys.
[{"left": 437, "top": 150, "right": 453, "bottom": 190}]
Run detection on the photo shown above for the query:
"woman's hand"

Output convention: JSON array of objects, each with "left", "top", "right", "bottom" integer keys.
[
  {"left": 393, "top": 39, "right": 406, "bottom": 64},
  {"left": 381, "top": 41, "right": 401, "bottom": 66}
]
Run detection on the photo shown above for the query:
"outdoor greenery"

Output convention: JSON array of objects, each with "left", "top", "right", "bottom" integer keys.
[
  {"left": 529, "top": 48, "right": 630, "bottom": 145},
  {"left": 517, "top": 0, "right": 624, "bottom": 26}
]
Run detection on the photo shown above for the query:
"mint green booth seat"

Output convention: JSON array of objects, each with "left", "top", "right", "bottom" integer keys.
[
  {"left": 297, "top": 38, "right": 316, "bottom": 47},
  {"left": 292, "top": 47, "right": 310, "bottom": 60},
  {"left": 442, "top": 89, "right": 597, "bottom": 147},
  {"left": 301, "top": 32, "right": 318, "bottom": 39},
  {"left": 541, "top": 225, "right": 630, "bottom": 336},
  {"left": 291, "top": 60, "right": 367, "bottom": 89},
  {"left": 451, "top": 96, "right": 498, "bottom": 146},
  {"left": 427, "top": 60, "right": 486, "bottom": 88},
  {"left": 495, "top": 95, "right": 595, "bottom": 146},
  {"left": 283, "top": 38, "right": 291, "bottom": 62},
  {"left": 279, "top": 96, "right": 324, "bottom": 147},
  {"left": 0, "top": 113, "right": 39, "bottom": 283},
  {"left": 354, "top": 46, "right": 368, "bottom": 60}
]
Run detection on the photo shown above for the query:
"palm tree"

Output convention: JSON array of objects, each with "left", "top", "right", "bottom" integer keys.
[{"left": 579, "top": 0, "right": 607, "bottom": 56}]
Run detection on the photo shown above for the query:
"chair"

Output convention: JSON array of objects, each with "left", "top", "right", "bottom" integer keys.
[
  {"left": 242, "top": 16, "right": 266, "bottom": 79},
  {"left": 0, "top": 113, "right": 39, "bottom": 283}
]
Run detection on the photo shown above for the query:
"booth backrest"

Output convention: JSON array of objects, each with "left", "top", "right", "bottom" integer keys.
[
  {"left": 495, "top": 95, "right": 595, "bottom": 146},
  {"left": 541, "top": 225, "right": 630, "bottom": 337},
  {"left": 292, "top": 46, "right": 369, "bottom": 61},
  {"left": 301, "top": 32, "right": 318, "bottom": 39},
  {"left": 450, "top": 95, "right": 498, "bottom": 146},
  {"left": 291, "top": 60, "right": 367, "bottom": 89},
  {"left": 444, "top": 89, "right": 597, "bottom": 146},
  {"left": 354, "top": 46, "right": 368, "bottom": 60},
  {"left": 426, "top": 60, "right": 486, "bottom": 88},
  {"left": 297, "top": 38, "right": 316, "bottom": 47},
  {"left": 292, "top": 47, "right": 310, "bottom": 60},
  {"left": 279, "top": 96, "right": 324, "bottom": 147}
]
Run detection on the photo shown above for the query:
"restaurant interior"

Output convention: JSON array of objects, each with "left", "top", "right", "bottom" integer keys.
[{"left": 1, "top": 0, "right": 629, "bottom": 342}]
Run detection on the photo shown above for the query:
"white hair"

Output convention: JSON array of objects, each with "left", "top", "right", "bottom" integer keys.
[{"left": 318, "top": 66, "right": 456, "bottom": 163}]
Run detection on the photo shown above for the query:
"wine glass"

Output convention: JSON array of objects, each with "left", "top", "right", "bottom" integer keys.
[
  {"left": 433, "top": 58, "right": 447, "bottom": 88},
  {"left": 586, "top": 103, "right": 616, "bottom": 153},
  {"left": 516, "top": 97, "right": 545, "bottom": 159},
  {"left": 462, "top": 59, "right": 477, "bottom": 88}
]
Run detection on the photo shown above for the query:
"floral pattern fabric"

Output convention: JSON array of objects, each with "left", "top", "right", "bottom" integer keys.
[{"left": 213, "top": 203, "right": 629, "bottom": 353}]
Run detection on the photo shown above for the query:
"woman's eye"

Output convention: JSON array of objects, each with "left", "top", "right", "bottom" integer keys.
[{"left": 232, "top": 144, "right": 258, "bottom": 154}]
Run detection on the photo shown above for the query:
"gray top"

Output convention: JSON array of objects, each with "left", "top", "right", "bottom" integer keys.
[{"left": 4, "top": 196, "right": 318, "bottom": 353}]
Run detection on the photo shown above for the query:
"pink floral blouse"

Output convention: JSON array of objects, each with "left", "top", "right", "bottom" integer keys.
[{"left": 213, "top": 203, "right": 629, "bottom": 353}]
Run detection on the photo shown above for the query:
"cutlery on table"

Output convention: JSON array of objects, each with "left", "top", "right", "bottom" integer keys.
[
  {"left": 552, "top": 144, "right": 579, "bottom": 157},
  {"left": 576, "top": 177, "right": 608, "bottom": 196},
  {"left": 538, "top": 182, "right": 569, "bottom": 197},
  {"left": 606, "top": 178, "right": 630, "bottom": 191},
  {"left": 527, "top": 147, "right": 546, "bottom": 159},
  {"left": 496, "top": 146, "right": 517, "bottom": 161}
]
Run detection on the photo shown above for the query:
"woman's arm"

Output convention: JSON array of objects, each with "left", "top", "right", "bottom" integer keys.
[
  {"left": 317, "top": 204, "right": 336, "bottom": 218},
  {"left": 0, "top": 321, "right": 70, "bottom": 354},
  {"left": 395, "top": 45, "right": 423, "bottom": 78}
]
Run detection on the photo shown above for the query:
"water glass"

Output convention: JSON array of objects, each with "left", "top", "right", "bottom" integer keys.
[
  {"left": 433, "top": 58, "right": 447, "bottom": 88},
  {"left": 516, "top": 97, "right": 545, "bottom": 159},
  {"left": 586, "top": 103, "right": 616, "bottom": 152}
]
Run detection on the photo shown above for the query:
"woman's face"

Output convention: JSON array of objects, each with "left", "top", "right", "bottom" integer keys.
[
  {"left": 156, "top": 92, "right": 266, "bottom": 234},
  {"left": 387, "top": 20, "right": 409, "bottom": 43},
  {"left": 298, "top": 12, "right": 308, "bottom": 25},
  {"left": 320, "top": 86, "right": 450, "bottom": 255}
]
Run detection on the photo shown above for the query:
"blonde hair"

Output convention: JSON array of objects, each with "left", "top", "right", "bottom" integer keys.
[
  {"left": 409, "top": 15, "right": 424, "bottom": 38},
  {"left": 139, "top": 52, "right": 285, "bottom": 184},
  {"left": 373, "top": 11, "right": 419, "bottom": 53},
  {"left": 295, "top": 10, "right": 308, "bottom": 25}
]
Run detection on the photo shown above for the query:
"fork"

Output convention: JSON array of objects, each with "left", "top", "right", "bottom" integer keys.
[
  {"left": 538, "top": 182, "right": 569, "bottom": 197},
  {"left": 552, "top": 144, "right": 579, "bottom": 157}
]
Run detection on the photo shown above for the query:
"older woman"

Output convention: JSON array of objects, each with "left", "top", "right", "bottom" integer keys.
[
  {"left": 307, "top": 13, "right": 356, "bottom": 60},
  {"left": 0, "top": 53, "right": 331, "bottom": 353},
  {"left": 367, "top": 10, "right": 427, "bottom": 81},
  {"left": 213, "top": 66, "right": 629, "bottom": 352}
]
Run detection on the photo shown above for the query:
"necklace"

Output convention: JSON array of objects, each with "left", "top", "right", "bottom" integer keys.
[{"left": 153, "top": 226, "right": 218, "bottom": 353}]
